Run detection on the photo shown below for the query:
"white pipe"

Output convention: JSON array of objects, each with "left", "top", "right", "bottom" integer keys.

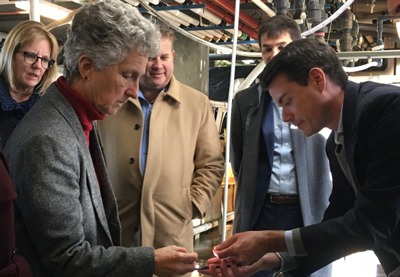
[
  {"left": 301, "top": 0, "right": 354, "bottom": 37},
  {"left": 236, "top": 61, "right": 265, "bottom": 91},
  {"left": 167, "top": 9, "right": 199, "bottom": 26},
  {"left": 191, "top": 8, "right": 222, "bottom": 25},
  {"left": 174, "top": 0, "right": 185, "bottom": 4},
  {"left": 251, "top": 0, "right": 275, "bottom": 17},
  {"left": 225, "top": 24, "right": 243, "bottom": 38},
  {"left": 190, "top": 31, "right": 207, "bottom": 40},
  {"left": 139, "top": 0, "right": 261, "bottom": 57},
  {"left": 159, "top": 11, "right": 188, "bottom": 26},
  {"left": 343, "top": 61, "right": 379, "bottom": 72},
  {"left": 29, "top": 0, "right": 40, "bottom": 22},
  {"left": 221, "top": 0, "right": 240, "bottom": 243}
]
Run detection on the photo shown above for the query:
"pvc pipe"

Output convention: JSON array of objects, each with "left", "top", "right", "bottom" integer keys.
[
  {"left": 236, "top": 61, "right": 265, "bottom": 91},
  {"left": 343, "top": 61, "right": 379, "bottom": 72},
  {"left": 29, "top": 0, "right": 40, "bottom": 21},
  {"left": 167, "top": 9, "right": 200, "bottom": 26},
  {"left": 251, "top": 0, "right": 275, "bottom": 17},
  {"left": 160, "top": 11, "right": 189, "bottom": 26},
  {"left": 225, "top": 24, "right": 243, "bottom": 38},
  {"left": 192, "top": 7, "right": 222, "bottom": 25},
  {"left": 139, "top": 0, "right": 261, "bottom": 57},
  {"left": 159, "top": 11, "right": 185, "bottom": 26}
]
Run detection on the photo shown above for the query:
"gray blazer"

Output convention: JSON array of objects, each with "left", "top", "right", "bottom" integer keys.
[
  {"left": 231, "top": 84, "right": 332, "bottom": 276},
  {"left": 4, "top": 84, "right": 155, "bottom": 277}
]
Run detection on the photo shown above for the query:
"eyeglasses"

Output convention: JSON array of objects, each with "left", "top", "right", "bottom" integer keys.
[{"left": 17, "top": 51, "right": 55, "bottom": 69}]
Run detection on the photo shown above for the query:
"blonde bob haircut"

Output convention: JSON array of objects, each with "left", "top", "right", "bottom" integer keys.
[{"left": 0, "top": 21, "right": 59, "bottom": 94}]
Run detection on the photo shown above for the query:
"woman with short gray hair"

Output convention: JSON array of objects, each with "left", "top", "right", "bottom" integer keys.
[{"left": 4, "top": 0, "right": 198, "bottom": 276}]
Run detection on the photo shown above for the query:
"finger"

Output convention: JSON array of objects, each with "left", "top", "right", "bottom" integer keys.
[
  {"left": 209, "top": 263, "right": 222, "bottom": 277},
  {"left": 175, "top": 246, "right": 188, "bottom": 253},
  {"left": 207, "top": 257, "right": 222, "bottom": 264},
  {"left": 219, "top": 259, "right": 232, "bottom": 277},
  {"left": 214, "top": 236, "right": 237, "bottom": 251},
  {"left": 213, "top": 246, "right": 237, "bottom": 261},
  {"left": 230, "top": 262, "right": 245, "bottom": 277},
  {"left": 180, "top": 252, "right": 199, "bottom": 264}
]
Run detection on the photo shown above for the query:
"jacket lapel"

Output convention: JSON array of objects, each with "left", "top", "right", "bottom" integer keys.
[
  {"left": 292, "top": 130, "right": 308, "bottom": 195},
  {"left": 342, "top": 81, "right": 361, "bottom": 188},
  {"left": 47, "top": 85, "right": 115, "bottom": 245},
  {"left": 261, "top": 93, "right": 274, "bottom": 170}
]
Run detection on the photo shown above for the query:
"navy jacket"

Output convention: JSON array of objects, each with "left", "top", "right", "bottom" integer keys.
[{"left": 293, "top": 81, "right": 400, "bottom": 276}]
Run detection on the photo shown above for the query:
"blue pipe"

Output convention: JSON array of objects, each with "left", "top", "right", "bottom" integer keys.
[{"left": 139, "top": 4, "right": 205, "bottom": 12}]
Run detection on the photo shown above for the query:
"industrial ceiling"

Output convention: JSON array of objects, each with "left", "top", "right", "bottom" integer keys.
[{"left": 0, "top": 0, "right": 397, "bottom": 55}]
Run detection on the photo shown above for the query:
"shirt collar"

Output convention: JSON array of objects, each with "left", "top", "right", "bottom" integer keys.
[{"left": 138, "top": 82, "right": 170, "bottom": 104}]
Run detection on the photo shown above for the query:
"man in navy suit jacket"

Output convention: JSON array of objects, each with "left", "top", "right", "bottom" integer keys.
[
  {"left": 204, "top": 39, "right": 400, "bottom": 277},
  {"left": 230, "top": 15, "right": 332, "bottom": 277}
]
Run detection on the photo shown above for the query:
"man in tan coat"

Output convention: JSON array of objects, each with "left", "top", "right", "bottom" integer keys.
[{"left": 97, "top": 25, "right": 224, "bottom": 267}]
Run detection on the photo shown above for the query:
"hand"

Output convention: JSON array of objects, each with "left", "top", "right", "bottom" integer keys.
[
  {"left": 198, "top": 253, "right": 281, "bottom": 277},
  {"left": 212, "top": 231, "right": 286, "bottom": 266},
  {"left": 154, "top": 245, "right": 198, "bottom": 277},
  {"left": 197, "top": 258, "right": 257, "bottom": 277}
]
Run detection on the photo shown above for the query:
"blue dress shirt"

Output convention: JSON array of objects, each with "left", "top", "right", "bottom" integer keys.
[
  {"left": 268, "top": 99, "right": 298, "bottom": 195},
  {"left": 138, "top": 90, "right": 154, "bottom": 175}
]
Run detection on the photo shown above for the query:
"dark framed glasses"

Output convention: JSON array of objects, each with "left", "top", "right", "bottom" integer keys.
[{"left": 17, "top": 51, "right": 55, "bottom": 69}]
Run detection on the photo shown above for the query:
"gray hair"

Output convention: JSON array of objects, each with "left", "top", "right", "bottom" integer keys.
[{"left": 63, "top": 0, "right": 160, "bottom": 83}]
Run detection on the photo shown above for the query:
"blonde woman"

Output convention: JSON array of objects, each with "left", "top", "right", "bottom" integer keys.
[{"left": 0, "top": 21, "right": 58, "bottom": 148}]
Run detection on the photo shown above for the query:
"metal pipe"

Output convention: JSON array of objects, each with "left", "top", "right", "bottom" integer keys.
[
  {"left": 336, "top": 49, "right": 400, "bottom": 59},
  {"left": 301, "top": 0, "right": 354, "bottom": 37},
  {"left": 210, "top": 50, "right": 400, "bottom": 60},
  {"left": 377, "top": 15, "right": 400, "bottom": 46},
  {"left": 221, "top": 0, "right": 240, "bottom": 243}
]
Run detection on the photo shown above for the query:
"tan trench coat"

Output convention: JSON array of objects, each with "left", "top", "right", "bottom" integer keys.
[{"left": 97, "top": 76, "right": 224, "bottom": 254}]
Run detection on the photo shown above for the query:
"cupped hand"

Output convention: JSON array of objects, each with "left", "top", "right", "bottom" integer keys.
[{"left": 154, "top": 245, "right": 198, "bottom": 277}]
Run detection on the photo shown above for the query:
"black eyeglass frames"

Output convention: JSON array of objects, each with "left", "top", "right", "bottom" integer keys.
[{"left": 17, "top": 51, "right": 55, "bottom": 69}]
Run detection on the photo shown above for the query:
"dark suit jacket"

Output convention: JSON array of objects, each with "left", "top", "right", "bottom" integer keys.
[
  {"left": 4, "top": 84, "right": 155, "bottom": 277},
  {"left": 0, "top": 148, "right": 31, "bottom": 276},
  {"left": 231, "top": 84, "right": 333, "bottom": 276},
  {"left": 293, "top": 81, "right": 400, "bottom": 276}
]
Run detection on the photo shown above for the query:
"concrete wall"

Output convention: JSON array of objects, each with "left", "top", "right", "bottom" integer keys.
[{"left": 173, "top": 32, "right": 209, "bottom": 95}]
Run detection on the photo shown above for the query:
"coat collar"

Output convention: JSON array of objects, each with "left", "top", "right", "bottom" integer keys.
[{"left": 128, "top": 75, "right": 182, "bottom": 108}]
